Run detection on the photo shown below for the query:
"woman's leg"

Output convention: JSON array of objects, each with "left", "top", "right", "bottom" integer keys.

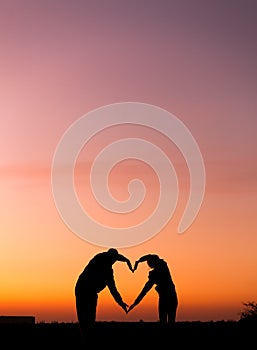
[
  {"left": 158, "top": 293, "right": 178, "bottom": 324},
  {"left": 167, "top": 293, "right": 178, "bottom": 324},
  {"left": 158, "top": 295, "right": 168, "bottom": 323}
]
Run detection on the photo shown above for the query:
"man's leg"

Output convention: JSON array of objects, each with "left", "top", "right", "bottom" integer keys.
[{"left": 75, "top": 292, "right": 98, "bottom": 343}]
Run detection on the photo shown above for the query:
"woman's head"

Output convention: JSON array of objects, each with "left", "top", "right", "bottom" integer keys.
[{"left": 146, "top": 254, "right": 160, "bottom": 268}]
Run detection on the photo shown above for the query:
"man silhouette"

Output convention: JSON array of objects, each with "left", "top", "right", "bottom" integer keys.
[
  {"left": 75, "top": 248, "right": 133, "bottom": 338},
  {"left": 128, "top": 254, "right": 178, "bottom": 325}
]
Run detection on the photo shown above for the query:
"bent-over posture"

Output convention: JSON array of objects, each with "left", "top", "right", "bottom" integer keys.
[{"left": 75, "top": 248, "right": 133, "bottom": 338}]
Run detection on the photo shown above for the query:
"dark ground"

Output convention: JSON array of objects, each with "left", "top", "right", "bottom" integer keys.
[{"left": 0, "top": 321, "right": 255, "bottom": 349}]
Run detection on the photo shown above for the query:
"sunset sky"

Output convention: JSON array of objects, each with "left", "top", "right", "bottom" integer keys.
[{"left": 1, "top": 0, "right": 257, "bottom": 323}]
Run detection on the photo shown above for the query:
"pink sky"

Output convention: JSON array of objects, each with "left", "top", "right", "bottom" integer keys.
[{"left": 1, "top": 0, "right": 257, "bottom": 323}]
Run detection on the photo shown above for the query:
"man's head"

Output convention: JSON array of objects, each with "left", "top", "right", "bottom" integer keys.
[
  {"left": 107, "top": 248, "right": 133, "bottom": 272},
  {"left": 107, "top": 248, "right": 119, "bottom": 263}
]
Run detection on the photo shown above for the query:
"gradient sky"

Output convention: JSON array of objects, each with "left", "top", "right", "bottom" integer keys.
[{"left": 1, "top": 0, "right": 257, "bottom": 323}]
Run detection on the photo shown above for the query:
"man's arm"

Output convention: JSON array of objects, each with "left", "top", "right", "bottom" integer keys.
[
  {"left": 116, "top": 254, "right": 133, "bottom": 272},
  {"left": 107, "top": 273, "right": 128, "bottom": 312}
]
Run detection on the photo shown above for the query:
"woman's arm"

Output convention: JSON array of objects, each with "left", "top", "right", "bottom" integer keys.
[{"left": 128, "top": 280, "right": 154, "bottom": 312}]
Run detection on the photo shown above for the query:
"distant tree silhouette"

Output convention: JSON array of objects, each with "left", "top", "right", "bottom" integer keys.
[{"left": 239, "top": 301, "right": 257, "bottom": 323}]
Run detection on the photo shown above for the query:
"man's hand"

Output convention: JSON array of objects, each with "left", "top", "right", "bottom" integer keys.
[
  {"left": 127, "top": 303, "right": 136, "bottom": 313},
  {"left": 133, "top": 261, "right": 139, "bottom": 272},
  {"left": 126, "top": 260, "right": 134, "bottom": 273},
  {"left": 120, "top": 301, "right": 129, "bottom": 313}
]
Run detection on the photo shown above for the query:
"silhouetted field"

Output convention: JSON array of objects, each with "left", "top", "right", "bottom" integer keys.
[{"left": 0, "top": 321, "right": 254, "bottom": 349}]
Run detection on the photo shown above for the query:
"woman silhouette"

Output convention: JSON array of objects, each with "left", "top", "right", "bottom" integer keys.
[{"left": 128, "top": 254, "right": 178, "bottom": 324}]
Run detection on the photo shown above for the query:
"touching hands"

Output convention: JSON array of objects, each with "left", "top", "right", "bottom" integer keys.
[
  {"left": 133, "top": 261, "right": 139, "bottom": 272},
  {"left": 126, "top": 260, "right": 140, "bottom": 273},
  {"left": 120, "top": 301, "right": 129, "bottom": 313},
  {"left": 120, "top": 300, "right": 138, "bottom": 314},
  {"left": 123, "top": 259, "right": 140, "bottom": 313},
  {"left": 127, "top": 303, "right": 136, "bottom": 313},
  {"left": 126, "top": 260, "right": 134, "bottom": 273}
]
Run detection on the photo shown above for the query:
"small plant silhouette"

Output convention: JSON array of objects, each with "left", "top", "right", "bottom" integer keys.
[{"left": 239, "top": 301, "right": 257, "bottom": 322}]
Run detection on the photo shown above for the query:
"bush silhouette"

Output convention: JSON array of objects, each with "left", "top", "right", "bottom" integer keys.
[{"left": 239, "top": 301, "right": 257, "bottom": 323}]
